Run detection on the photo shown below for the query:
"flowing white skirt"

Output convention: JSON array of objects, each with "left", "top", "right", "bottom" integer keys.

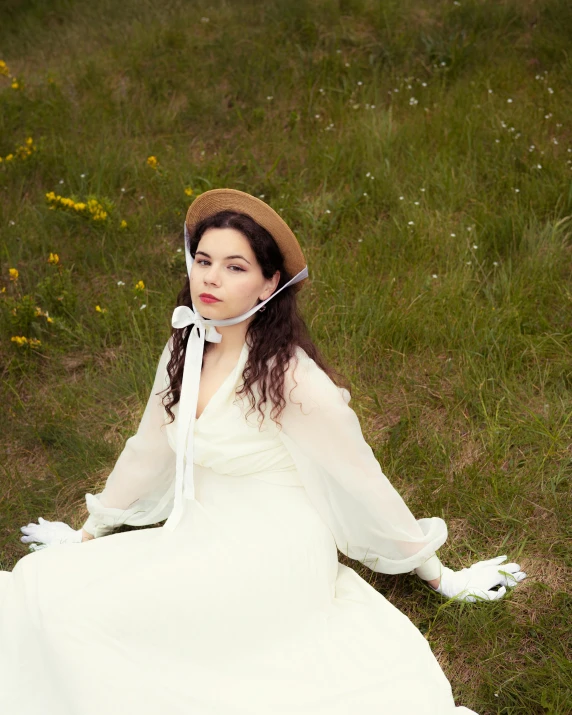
[{"left": 0, "top": 465, "right": 478, "bottom": 714}]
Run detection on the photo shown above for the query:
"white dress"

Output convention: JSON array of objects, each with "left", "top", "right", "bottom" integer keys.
[{"left": 0, "top": 339, "right": 478, "bottom": 715}]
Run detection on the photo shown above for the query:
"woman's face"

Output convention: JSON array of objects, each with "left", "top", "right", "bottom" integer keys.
[{"left": 190, "top": 227, "right": 280, "bottom": 319}]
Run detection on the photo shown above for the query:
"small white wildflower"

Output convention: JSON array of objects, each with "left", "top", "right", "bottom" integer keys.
[
  {"left": 414, "top": 201, "right": 420, "bottom": 205},
  {"left": 408, "top": 221, "right": 414, "bottom": 225},
  {"left": 409, "top": 97, "right": 419, "bottom": 106},
  {"left": 467, "top": 227, "right": 472, "bottom": 231},
  {"left": 552, "top": 138, "right": 559, "bottom": 144},
  {"left": 399, "top": 196, "right": 404, "bottom": 200},
  {"left": 536, "top": 164, "right": 542, "bottom": 169},
  {"left": 325, "top": 209, "right": 331, "bottom": 214},
  {"left": 363, "top": 192, "right": 368, "bottom": 197},
  {"left": 352, "top": 104, "right": 360, "bottom": 109},
  {"left": 336, "top": 49, "right": 341, "bottom": 54},
  {"left": 420, "top": 188, "right": 425, "bottom": 192},
  {"left": 80, "top": 173, "right": 86, "bottom": 178},
  {"left": 121, "top": 187, "right": 126, "bottom": 192},
  {"left": 556, "top": 123, "right": 562, "bottom": 127},
  {"left": 529, "top": 145, "right": 535, "bottom": 151},
  {"left": 488, "top": 89, "right": 493, "bottom": 94},
  {"left": 493, "top": 261, "right": 499, "bottom": 266},
  {"left": 319, "top": 88, "right": 324, "bottom": 93},
  {"left": 357, "top": 81, "right": 363, "bottom": 86},
  {"left": 366, "top": 172, "right": 371, "bottom": 177},
  {"left": 432, "top": 274, "right": 438, "bottom": 279},
  {"left": 59, "top": 179, "right": 64, "bottom": 184},
  {"left": 177, "top": 248, "right": 182, "bottom": 252},
  {"left": 139, "top": 195, "right": 145, "bottom": 200},
  {"left": 315, "top": 113, "right": 321, "bottom": 119},
  {"left": 548, "top": 87, "right": 554, "bottom": 94},
  {"left": 514, "top": 188, "right": 520, "bottom": 193},
  {"left": 140, "top": 304, "right": 147, "bottom": 310},
  {"left": 501, "top": 120, "right": 507, "bottom": 128},
  {"left": 544, "top": 113, "right": 552, "bottom": 119},
  {"left": 507, "top": 98, "right": 513, "bottom": 103},
  {"left": 200, "top": 16, "right": 209, "bottom": 23},
  {"left": 371, "top": 104, "right": 375, "bottom": 109},
  {"left": 393, "top": 88, "right": 399, "bottom": 93},
  {"left": 495, "top": 139, "right": 500, "bottom": 143},
  {"left": 421, "top": 82, "right": 427, "bottom": 87},
  {"left": 200, "top": 150, "right": 205, "bottom": 156},
  {"left": 117, "top": 280, "right": 125, "bottom": 286},
  {"left": 451, "top": 233, "right": 456, "bottom": 237},
  {"left": 9, "top": 220, "right": 15, "bottom": 226},
  {"left": 473, "top": 244, "right": 478, "bottom": 249},
  {"left": 345, "top": 62, "right": 350, "bottom": 67},
  {"left": 259, "top": 194, "right": 265, "bottom": 198},
  {"left": 266, "top": 96, "right": 273, "bottom": 101},
  {"left": 358, "top": 238, "right": 363, "bottom": 243},
  {"left": 440, "top": 61, "right": 446, "bottom": 67},
  {"left": 466, "top": 261, "right": 472, "bottom": 265}
]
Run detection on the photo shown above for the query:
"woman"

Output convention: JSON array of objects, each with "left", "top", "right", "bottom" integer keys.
[{"left": 3, "top": 189, "right": 525, "bottom": 714}]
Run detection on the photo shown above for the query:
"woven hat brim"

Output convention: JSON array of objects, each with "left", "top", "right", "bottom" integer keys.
[{"left": 185, "top": 189, "right": 307, "bottom": 292}]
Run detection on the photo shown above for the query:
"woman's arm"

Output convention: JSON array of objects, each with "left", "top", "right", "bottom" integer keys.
[
  {"left": 80, "top": 339, "right": 177, "bottom": 538},
  {"left": 278, "top": 349, "right": 448, "bottom": 578}
]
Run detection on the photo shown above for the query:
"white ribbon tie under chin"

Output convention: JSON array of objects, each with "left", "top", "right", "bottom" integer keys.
[{"left": 163, "top": 223, "right": 308, "bottom": 532}]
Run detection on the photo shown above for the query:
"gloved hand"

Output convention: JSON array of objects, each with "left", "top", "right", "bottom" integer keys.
[
  {"left": 20, "top": 517, "right": 83, "bottom": 552},
  {"left": 432, "top": 556, "right": 526, "bottom": 603}
]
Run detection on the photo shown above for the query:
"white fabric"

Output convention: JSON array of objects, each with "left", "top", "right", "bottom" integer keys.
[
  {"left": 435, "top": 556, "right": 527, "bottom": 602},
  {"left": 165, "top": 251, "right": 308, "bottom": 532},
  {"left": 0, "top": 340, "right": 476, "bottom": 714}
]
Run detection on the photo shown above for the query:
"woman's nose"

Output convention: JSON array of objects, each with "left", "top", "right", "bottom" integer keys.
[{"left": 204, "top": 264, "right": 221, "bottom": 285}]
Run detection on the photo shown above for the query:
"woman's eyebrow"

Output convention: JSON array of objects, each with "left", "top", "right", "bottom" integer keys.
[{"left": 195, "top": 250, "right": 251, "bottom": 265}]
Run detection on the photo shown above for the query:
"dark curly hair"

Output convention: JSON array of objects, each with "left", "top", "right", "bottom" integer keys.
[{"left": 160, "top": 209, "right": 348, "bottom": 429}]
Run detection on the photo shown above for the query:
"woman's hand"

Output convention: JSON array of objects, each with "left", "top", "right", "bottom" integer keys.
[
  {"left": 20, "top": 517, "right": 84, "bottom": 551},
  {"left": 428, "top": 555, "right": 526, "bottom": 602}
]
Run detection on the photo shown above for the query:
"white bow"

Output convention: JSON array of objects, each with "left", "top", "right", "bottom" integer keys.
[{"left": 163, "top": 222, "right": 309, "bottom": 532}]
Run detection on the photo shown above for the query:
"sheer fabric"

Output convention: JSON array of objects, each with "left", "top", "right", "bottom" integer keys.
[{"left": 82, "top": 341, "right": 445, "bottom": 580}]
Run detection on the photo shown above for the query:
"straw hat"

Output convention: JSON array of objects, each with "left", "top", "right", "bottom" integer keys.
[{"left": 185, "top": 188, "right": 307, "bottom": 292}]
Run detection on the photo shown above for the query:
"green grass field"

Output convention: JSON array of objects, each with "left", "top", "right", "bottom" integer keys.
[{"left": 1, "top": 0, "right": 570, "bottom": 712}]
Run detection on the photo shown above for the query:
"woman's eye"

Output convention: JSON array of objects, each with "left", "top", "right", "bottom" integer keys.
[{"left": 197, "top": 260, "right": 244, "bottom": 272}]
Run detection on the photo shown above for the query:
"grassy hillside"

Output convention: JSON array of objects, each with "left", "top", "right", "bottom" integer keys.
[{"left": 1, "top": 1, "right": 570, "bottom": 712}]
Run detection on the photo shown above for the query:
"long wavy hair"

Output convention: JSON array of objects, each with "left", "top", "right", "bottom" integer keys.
[{"left": 161, "top": 209, "right": 349, "bottom": 429}]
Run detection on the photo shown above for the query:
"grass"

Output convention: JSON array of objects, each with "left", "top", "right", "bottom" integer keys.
[{"left": 1, "top": 0, "right": 571, "bottom": 712}]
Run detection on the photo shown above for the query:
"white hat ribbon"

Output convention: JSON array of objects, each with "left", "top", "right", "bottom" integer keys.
[{"left": 163, "top": 222, "right": 308, "bottom": 531}]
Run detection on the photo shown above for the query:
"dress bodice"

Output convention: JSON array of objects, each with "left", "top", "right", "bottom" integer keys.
[{"left": 164, "top": 341, "right": 301, "bottom": 485}]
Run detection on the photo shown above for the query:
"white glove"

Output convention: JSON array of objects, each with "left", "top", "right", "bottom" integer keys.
[
  {"left": 20, "top": 517, "right": 83, "bottom": 552},
  {"left": 433, "top": 555, "right": 526, "bottom": 602}
]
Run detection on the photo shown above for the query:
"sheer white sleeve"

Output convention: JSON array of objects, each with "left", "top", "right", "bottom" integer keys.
[
  {"left": 277, "top": 349, "right": 447, "bottom": 580},
  {"left": 81, "top": 339, "right": 176, "bottom": 538}
]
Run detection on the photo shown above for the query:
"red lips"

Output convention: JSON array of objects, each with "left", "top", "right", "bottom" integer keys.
[{"left": 199, "top": 293, "right": 221, "bottom": 301}]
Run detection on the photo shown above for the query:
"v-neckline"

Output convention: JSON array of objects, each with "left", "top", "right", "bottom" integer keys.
[{"left": 195, "top": 341, "right": 248, "bottom": 422}]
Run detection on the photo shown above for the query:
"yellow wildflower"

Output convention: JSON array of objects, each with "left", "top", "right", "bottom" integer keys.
[
  {"left": 29, "top": 338, "right": 41, "bottom": 348},
  {"left": 120, "top": 220, "right": 127, "bottom": 229},
  {"left": 134, "top": 280, "right": 145, "bottom": 292},
  {"left": 11, "top": 79, "right": 19, "bottom": 90},
  {"left": 95, "top": 305, "right": 107, "bottom": 313},
  {"left": 0, "top": 60, "right": 9, "bottom": 76},
  {"left": 47, "top": 316, "right": 53, "bottom": 323},
  {"left": 9, "top": 268, "right": 18, "bottom": 282},
  {"left": 184, "top": 187, "right": 194, "bottom": 196},
  {"left": 11, "top": 336, "right": 28, "bottom": 347},
  {"left": 146, "top": 155, "right": 158, "bottom": 169},
  {"left": 5, "top": 154, "right": 14, "bottom": 162},
  {"left": 35, "top": 306, "right": 42, "bottom": 317},
  {"left": 48, "top": 252, "right": 59, "bottom": 264},
  {"left": 1, "top": 286, "right": 6, "bottom": 293}
]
